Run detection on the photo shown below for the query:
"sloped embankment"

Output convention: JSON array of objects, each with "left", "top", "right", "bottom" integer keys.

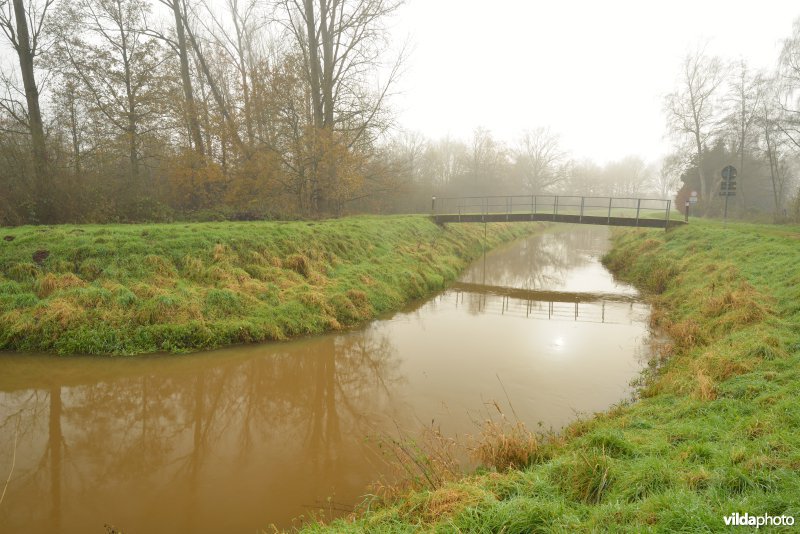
[
  {"left": 0, "top": 216, "right": 542, "bottom": 355},
  {"left": 303, "top": 220, "right": 800, "bottom": 533}
]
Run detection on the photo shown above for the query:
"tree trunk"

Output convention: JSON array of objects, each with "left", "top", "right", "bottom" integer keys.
[
  {"left": 67, "top": 84, "right": 81, "bottom": 177},
  {"left": 231, "top": 7, "right": 254, "bottom": 145},
  {"left": 694, "top": 133, "right": 709, "bottom": 214},
  {"left": 12, "top": 0, "right": 50, "bottom": 221},
  {"left": 319, "top": 0, "right": 338, "bottom": 213},
  {"left": 172, "top": 0, "right": 204, "bottom": 156},
  {"left": 303, "top": 0, "right": 323, "bottom": 129}
]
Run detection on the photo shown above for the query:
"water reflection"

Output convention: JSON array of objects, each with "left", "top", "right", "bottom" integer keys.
[
  {"left": 0, "top": 225, "right": 650, "bottom": 533},
  {"left": 459, "top": 226, "right": 638, "bottom": 295},
  {"left": 0, "top": 332, "right": 404, "bottom": 533}
]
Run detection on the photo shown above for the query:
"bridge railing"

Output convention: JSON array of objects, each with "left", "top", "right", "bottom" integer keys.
[{"left": 432, "top": 195, "right": 673, "bottom": 225}]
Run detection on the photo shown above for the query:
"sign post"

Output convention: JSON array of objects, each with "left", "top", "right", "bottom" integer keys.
[
  {"left": 720, "top": 166, "right": 737, "bottom": 226},
  {"left": 685, "top": 191, "right": 697, "bottom": 222}
]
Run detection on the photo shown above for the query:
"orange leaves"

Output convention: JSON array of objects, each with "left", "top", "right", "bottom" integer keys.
[{"left": 166, "top": 150, "right": 225, "bottom": 211}]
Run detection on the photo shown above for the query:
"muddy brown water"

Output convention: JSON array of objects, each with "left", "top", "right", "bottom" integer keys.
[{"left": 0, "top": 226, "right": 651, "bottom": 533}]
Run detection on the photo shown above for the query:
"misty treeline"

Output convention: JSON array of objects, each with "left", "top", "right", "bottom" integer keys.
[
  {"left": 384, "top": 127, "right": 673, "bottom": 214},
  {"left": 0, "top": 0, "right": 405, "bottom": 225},
  {"left": 4, "top": 2, "right": 800, "bottom": 226},
  {"left": 665, "top": 20, "right": 800, "bottom": 220}
]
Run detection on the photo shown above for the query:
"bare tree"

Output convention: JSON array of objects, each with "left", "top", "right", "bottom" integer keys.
[
  {"left": 51, "top": 0, "right": 170, "bottom": 190},
  {"left": 514, "top": 127, "right": 568, "bottom": 194},
  {"left": 274, "top": 0, "right": 404, "bottom": 213},
  {"left": 0, "top": 0, "right": 54, "bottom": 221},
  {"left": 757, "top": 81, "right": 792, "bottom": 218},
  {"left": 153, "top": 0, "right": 205, "bottom": 156},
  {"left": 468, "top": 127, "right": 504, "bottom": 187},
  {"left": 724, "top": 60, "right": 765, "bottom": 206},
  {"left": 178, "top": 1, "right": 247, "bottom": 153},
  {"left": 778, "top": 17, "right": 800, "bottom": 150},
  {"left": 653, "top": 153, "right": 684, "bottom": 199},
  {"left": 665, "top": 48, "right": 726, "bottom": 213}
]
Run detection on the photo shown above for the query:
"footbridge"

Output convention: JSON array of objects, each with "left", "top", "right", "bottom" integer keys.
[{"left": 431, "top": 195, "right": 684, "bottom": 229}]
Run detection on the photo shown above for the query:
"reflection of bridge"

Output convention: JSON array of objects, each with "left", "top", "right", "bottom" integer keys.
[
  {"left": 449, "top": 282, "right": 645, "bottom": 324},
  {"left": 450, "top": 282, "right": 639, "bottom": 303},
  {"left": 432, "top": 195, "right": 684, "bottom": 229}
]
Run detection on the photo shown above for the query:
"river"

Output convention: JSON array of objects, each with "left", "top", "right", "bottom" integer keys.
[{"left": 0, "top": 225, "right": 651, "bottom": 533}]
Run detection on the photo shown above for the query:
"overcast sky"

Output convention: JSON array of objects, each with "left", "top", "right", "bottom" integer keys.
[{"left": 386, "top": 0, "right": 800, "bottom": 165}]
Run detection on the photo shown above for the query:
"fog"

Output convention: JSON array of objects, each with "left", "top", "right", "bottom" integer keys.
[
  {"left": 1, "top": 0, "right": 800, "bottom": 224},
  {"left": 390, "top": 0, "right": 797, "bottom": 164}
]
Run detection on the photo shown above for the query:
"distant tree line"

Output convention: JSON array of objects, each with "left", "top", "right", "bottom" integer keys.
[
  {"left": 382, "top": 127, "right": 672, "bottom": 214},
  {"left": 3, "top": 1, "right": 800, "bottom": 225}
]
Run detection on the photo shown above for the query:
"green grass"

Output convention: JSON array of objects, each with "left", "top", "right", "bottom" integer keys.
[
  {"left": 0, "top": 216, "right": 542, "bottom": 355},
  {"left": 301, "top": 218, "right": 800, "bottom": 533}
]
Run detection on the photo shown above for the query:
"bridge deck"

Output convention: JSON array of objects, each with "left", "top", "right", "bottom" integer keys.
[
  {"left": 432, "top": 212, "right": 685, "bottom": 228},
  {"left": 449, "top": 282, "right": 640, "bottom": 303},
  {"left": 431, "top": 195, "right": 685, "bottom": 229}
]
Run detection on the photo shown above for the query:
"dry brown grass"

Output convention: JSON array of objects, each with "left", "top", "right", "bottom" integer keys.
[
  {"left": 285, "top": 253, "right": 313, "bottom": 277},
  {"left": 695, "top": 348, "right": 755, "bottom": 383},
  {"left": 664, "top": 319, "right": 704, "bottom": 351},
  {"left": 693, "top": 365, "right": 717, "bottom": 401},
  {"left": 702, "top": 282, "right": 771, "bottom": 326},
  {"left": 419, "top": 485, "right": 487, "bottom": 522},
  {"left": 370, "top": 424, "right": 462, "bottom": 504},
  {"left": 144, "top": 255, "right": 177, "bottom": 277},
  {"left": 471, "top": 413, "right": 540, "bottom": 471},
  {"left": 684, "top": 468, "right": 711, "bottom": 490},
  {"left": 35, "top": 272, "right": 86, "bottom": 298},
  {"left": 34, "top": 298, "right": 85, "bottom": 328},
  {"left": 212, "top": 243, "right": 231, "bottom": 262}
]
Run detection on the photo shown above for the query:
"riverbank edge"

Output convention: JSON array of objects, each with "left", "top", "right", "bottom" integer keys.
[
  {"left": 0, "top": 216, "right": 545, "bottom": 355},
  {"left": 301, "top": 220, "right": 800, "bottom": 532}
]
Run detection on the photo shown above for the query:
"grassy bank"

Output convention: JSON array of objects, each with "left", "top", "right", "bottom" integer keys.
[
  {"left": 303, "top": 219, "right": 800, "bottom": 532},
  {"left": 0, "top": 216, "right": 542, "bottom": 355}
]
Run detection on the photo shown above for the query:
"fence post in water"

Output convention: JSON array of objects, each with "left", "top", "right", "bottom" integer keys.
[
  {"left": 607, "top": 197, "right": 612, "bottom": 224},
  {"left": 580, "top": 197, "right": 585, "bottom": 223},
  {"left": 553, "top": 196, "right": 558, "bottom": 221},
  {"left": 635, "top": 198, "right": 641, "bottom": 227},
  {"left": 431, "top": 196, "right": 436, "bottom": 216}
]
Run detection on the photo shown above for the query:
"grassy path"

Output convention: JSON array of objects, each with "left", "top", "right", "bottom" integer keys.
[
  {"left": 0, "top": 216, "right": 542, "bottom": 355},
  {"left": 303, "top": 219, "right": 800, "bottom": 533}
]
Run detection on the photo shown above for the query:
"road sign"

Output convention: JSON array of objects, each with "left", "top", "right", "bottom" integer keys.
[
  {"left": 721, "top": 165, "right": 737, "bottom": 181},
  {"left": 691, "top": 191, "right": 698, "bottom": 197},
  {"left": 720, "top": 165, "right": 737, "bottom": 225},
  {"left": 689, "top": 196, "right": 698, "bottom": 204},
  {"left": 720, "top": 165, "right": 737, "bottom": 197}
]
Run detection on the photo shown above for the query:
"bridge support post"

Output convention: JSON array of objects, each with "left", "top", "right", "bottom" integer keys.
[
  {"left": 607, "top": 197, "right": 612, "bottom": 224},
  {"left": 580, "top": 197, "right": 584, "bottom": 223},
  {"left": 664, "top": 199, "right": 671, "bottom": 231},
  {"left": 635, "top": 199, "right": 641, "bottom": 227}
]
